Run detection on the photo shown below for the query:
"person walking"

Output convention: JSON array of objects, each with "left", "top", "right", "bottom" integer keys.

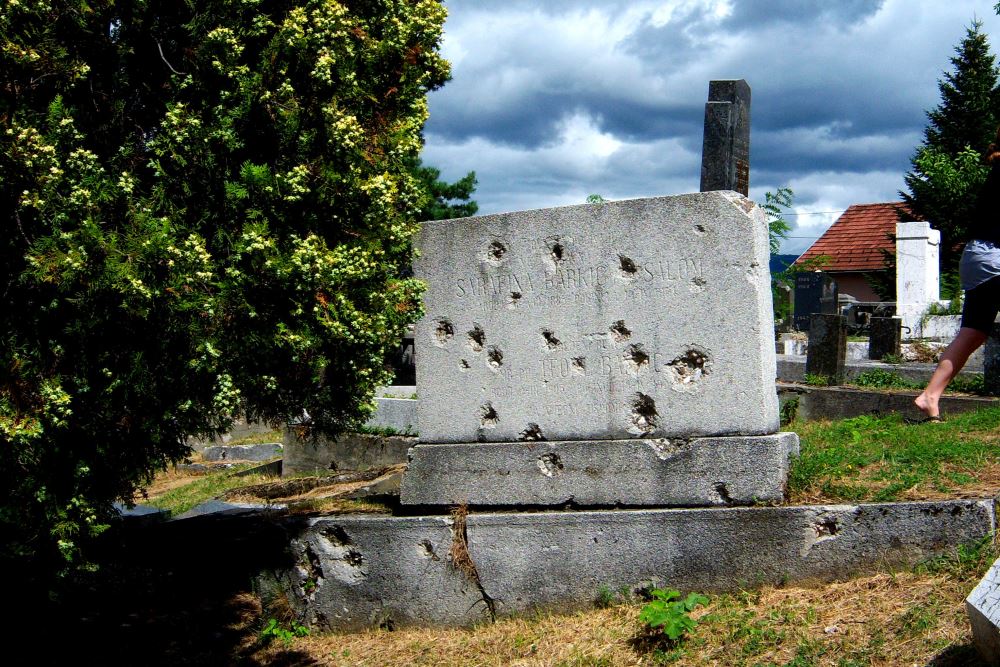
[{"left": 915, "top": 128, "right": 1000, "bottom": 421}]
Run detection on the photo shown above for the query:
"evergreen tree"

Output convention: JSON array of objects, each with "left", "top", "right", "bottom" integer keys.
[
  {"left": 411, "top": 158, "right": 478, "bottom": 221},
  {"left": 901, "top": 20, "right": 1000, "bottom": 275},
  {"left": 0, "top": 0, "right": 449, "bottom": 583}
]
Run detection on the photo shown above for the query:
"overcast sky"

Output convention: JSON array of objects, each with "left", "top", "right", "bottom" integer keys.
[{"left": 421, "top": 0, "right": 1000, "bottom": 255}]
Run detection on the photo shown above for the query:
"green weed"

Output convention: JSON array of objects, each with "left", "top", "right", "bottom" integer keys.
[
  {"left": 259, "top": 617, "right": 309, "bottom": 645},
  {"left": 638, "top": 588, "right": 709, "bottom": 643}
]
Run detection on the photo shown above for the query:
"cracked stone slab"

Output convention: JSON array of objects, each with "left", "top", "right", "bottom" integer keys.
[
  {"left": 400, "top": 433, "right": 799, "bottom": 507},
  {"left": 276, "top": 516, "right": 489, "bottom": 631},
  {"left": 967, "top": 555, "right": 1000, "bottom": 663},
  {"left": 414, "top": 191, "right": 778, "bottom": 443},
  {"left": 273, "top": 499, "right": 994, "bottom": 629}
]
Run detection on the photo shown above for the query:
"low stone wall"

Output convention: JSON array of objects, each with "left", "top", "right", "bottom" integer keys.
[
  {"left": 272, "top": 499, "right": 996, "bottom": 630},
  {"left": 778, "top": 383, "right": 999, "bottom": 422},
  {"left": 282, "top": 430, "right": 416, "bottom": 475},
  {"left": 776, "top": 355, "right": 983, "bottom": 384}
]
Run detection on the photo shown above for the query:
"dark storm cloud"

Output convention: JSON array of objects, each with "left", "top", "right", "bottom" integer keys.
[
  {"left": 722, "top": 0, "right": 886, "bottom": 29},
  {"left": 426, "top": 1, "right": 1000, "bottom": 251}
]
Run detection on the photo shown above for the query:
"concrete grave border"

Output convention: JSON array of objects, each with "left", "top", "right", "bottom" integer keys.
[{"left": 273, "top": 499, "right": 996, "bottom": 630}]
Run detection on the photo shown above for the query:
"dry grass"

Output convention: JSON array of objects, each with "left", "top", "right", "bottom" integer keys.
[{"left": 263, "top": 569, "right": 982, "bottom": 666}]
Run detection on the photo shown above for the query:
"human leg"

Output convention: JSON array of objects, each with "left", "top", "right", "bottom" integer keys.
[{"left": 914, "top": 327, "right": 987, "bottom": 418}]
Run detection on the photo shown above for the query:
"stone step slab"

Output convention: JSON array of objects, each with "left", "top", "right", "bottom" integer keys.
[
  {"left": 414, "top": 191, "right": 778, "bottom": 443},
  {"left": 400, "top": 433, "right": 799, "bottom": 507},
  {"left": 273, "top": 499, "right": 995, "bottom": 630}
]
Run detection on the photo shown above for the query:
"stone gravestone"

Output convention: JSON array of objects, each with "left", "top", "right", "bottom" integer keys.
[
  {"left": 967, "top": 556, "right": 1000, "bottom": 663},
  {"left": 805, "top": 314, "right": 847, "bottom": 381},
  {"left": 700, "top": 80, "right": 751, "bottom": 197},
  {"left": 400, "top": 191, "right": 798, "bottom": 507},
  {"left": 868, "top": 317, "right": 901, "bottom": 361},
  {"left": 793, "top": 272, "right": 838, "bottom": 332}
]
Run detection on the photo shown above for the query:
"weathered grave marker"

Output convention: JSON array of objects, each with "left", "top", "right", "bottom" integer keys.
[
  {"left": 402, "top": 190, "right": 794, "bottom": 507},
  {"left": 805, "top": 313, "right": 847, "bottom": 380},
  {"left": 793, "top": 272, "right": 838, "bottom": 332},
  {"left": 413, "top": 192, "right": 778, "bottom": 443},
  {"left": 868, "top": 317, "right": 901, "bottom": 361},
  {"left": 700, "top": 79, "right": 751, "bottom": 196}
]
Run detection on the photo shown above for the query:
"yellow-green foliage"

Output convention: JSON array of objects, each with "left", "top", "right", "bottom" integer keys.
[{"left": 0, "top": 0, "right": 448, "bottom": 579}]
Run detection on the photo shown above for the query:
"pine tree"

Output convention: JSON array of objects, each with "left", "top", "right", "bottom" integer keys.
[
  {"left": 901, "top": 20, "right": 1000, "bottom": 276},
  {"left": 411, "top": 159, "right": 479, "bottom": 221}
]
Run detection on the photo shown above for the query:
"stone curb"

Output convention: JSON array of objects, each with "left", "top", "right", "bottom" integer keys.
[
  {"left": 778, "top": 383, "right": 999, "bottom": 422},
  {"left": 201, "top": 442, "right": 282, "bottom": 462},
  {"left": 276, "top": 499, "right": 995, "bottom": 630}
]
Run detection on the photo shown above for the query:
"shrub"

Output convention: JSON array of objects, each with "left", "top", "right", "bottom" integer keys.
[{"left": 1, "top": 0, "right": 448, "bottom": 582}]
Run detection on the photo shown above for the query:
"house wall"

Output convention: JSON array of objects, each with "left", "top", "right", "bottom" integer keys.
[{"left": 830, "top": 272, "right": 883, "bottom": 302}]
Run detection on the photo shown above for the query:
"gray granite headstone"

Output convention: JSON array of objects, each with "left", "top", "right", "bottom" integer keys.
[
  {"left": 967, "top": 555, "right": 1000, "bottom": 663},
  {"left": 414, "top": 191, "right": 779, "bottom": 444},
  {"left": 805, "top": 314, "right": 847, "bottom": 381},
  {"left": 868, "top": 317, "right": 901, "bottom": 361},
  {"left": 699, "top": 79, "right": 751, "bottom": 197}
]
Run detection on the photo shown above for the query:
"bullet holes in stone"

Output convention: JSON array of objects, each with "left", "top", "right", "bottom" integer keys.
[
  {"left": 458, "top": 359, "right": 471, "bottom": 371},
  {"left": 433, "top": 318, "right": 454, "bottom": 346},
  {"left": 536, "top": 452, "right": 563, "bottom": 477},
  {"left": 571, "top": 357, "right": 586, "bottom": 374},
  {"left": 610, "top": 320, "right": 631, "bottom": 343},
  {"left": 624, "top": 343, "right": 649, "bottom": 372},
  {"left": 693, "top": 224, "right": 707, "bottom": 235},
  {"left": 551, "top": 241, "right": 565, "bottom": 263},
  {"left": 542, "top": 329, "right": 561, "bottom": 350},
  {"left": 618, "top": 254, "right": 638, "bottom": 278},
  {"left": 630, "top": 393, "right": 658, "bottom": 434},
  {"left": 480, "top": 402, "right": 499, "bottom": 428},
  {"left": 519, "top": 423, "right": 545, "bottom": 441},
  {"left": 668, "top": 347, "right": 711, "bottom": 390},
  {"left": 468, "top": 324, "right": 485, "bottom": 352},
  {"left": 690, "top": 276, "right": 708, "bottom": 293},
  {"left": 417, "top": 539, "right": 440, "bottom": 561},
  {"left": 487, "top": 239, "right": 507, "bottom": 263},
  {"left": 508, "top": 291, "right": 522, "bottom": 309},
  {"left": 487, "top": 345, "right": 504, "bottom": 370}
]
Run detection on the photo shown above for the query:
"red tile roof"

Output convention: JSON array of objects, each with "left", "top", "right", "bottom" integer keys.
[{"left": 794, "top": 202, "right": 917, "bottom": 272}]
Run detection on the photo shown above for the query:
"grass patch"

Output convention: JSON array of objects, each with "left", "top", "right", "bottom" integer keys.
[
  {"left": 224, "top": 428, "right": 285, "bottom": 446},
  {"left": 145, "top": 466, "right": 276, "bottom": 516},
  {"left": 788, "top": 407, "right": 1000, "bottom": 503}
]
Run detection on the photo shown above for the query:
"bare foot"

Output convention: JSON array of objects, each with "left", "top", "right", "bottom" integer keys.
[{"left": 914, "top": 392, "right": 939, "bottom": 418}]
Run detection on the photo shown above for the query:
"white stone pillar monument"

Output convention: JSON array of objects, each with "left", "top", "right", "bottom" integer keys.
[{"left": 895, "top": 221, "right": 940, "bottom": 338}]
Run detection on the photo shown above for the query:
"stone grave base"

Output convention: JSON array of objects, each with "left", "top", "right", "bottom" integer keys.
[
  {"left": 268, "top": 499, "right": 995, "bottom": 631},
  {"left": 401, "top": 433, "right": 799, "bottom": 507}
]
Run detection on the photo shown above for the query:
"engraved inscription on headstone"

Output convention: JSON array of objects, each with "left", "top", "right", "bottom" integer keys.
[
  {"left": 414, "top": 191, "right": 779, "bottom": 444},
  {"left": 700, "top": 79, "right": 751, "bottom": 197}
]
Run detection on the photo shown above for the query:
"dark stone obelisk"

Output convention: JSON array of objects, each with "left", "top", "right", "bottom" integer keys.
[{"left": 699, "top": 79, "right": 751, "bottom": 197}]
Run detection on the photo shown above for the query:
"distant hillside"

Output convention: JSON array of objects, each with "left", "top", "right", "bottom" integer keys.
[{"left": 770, "top": 254, "right": 799, "bottom": 275}]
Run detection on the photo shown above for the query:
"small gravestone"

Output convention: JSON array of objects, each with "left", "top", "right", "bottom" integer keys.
[
  {"left": 868, "top": 317, "right": 901, "bottom": 360},
  {"left": 967, "top": 556, "right": 1000, "bottom": 663},
  {"left": 401, "top": 191, "right": 796, "bottom": 507},
  {"left": 793, "top": 272, "right": 838, "bottom": 332},
  {"left": 700, "top": 80, "right": 751, "bottom": 196},
  {"left": 805, "top": 314, "right": 846, "bottom": 380}
]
